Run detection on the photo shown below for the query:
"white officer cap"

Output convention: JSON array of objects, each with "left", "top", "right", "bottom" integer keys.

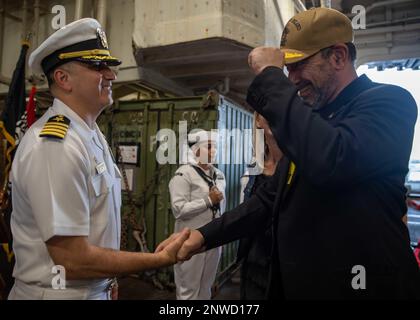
[
  {"left": 188, "top": 130, "right": 218, "bottom": 149},
  {"left": 29, "top": 18, "right": 121, "bottom": 75}
]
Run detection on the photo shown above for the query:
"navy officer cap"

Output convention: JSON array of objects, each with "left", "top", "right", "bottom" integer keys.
[{"left": 29, "top": 18, "right": 121, "bottom": 75}]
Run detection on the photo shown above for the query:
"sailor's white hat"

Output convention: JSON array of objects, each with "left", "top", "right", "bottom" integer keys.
[{"left": 188, "top": 130, "right": 218, "bottom": 148}]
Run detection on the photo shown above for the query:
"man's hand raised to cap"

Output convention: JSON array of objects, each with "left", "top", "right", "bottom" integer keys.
[{"left": 248, "top": 47, "right": 285, "bottom": 75}]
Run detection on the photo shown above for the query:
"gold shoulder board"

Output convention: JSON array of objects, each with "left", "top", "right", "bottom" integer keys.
[{"left": 39, "top": 115, "right": 71, "bottom": 140}]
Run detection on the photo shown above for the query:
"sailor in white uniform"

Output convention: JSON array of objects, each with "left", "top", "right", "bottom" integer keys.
[
  {"left": 169, "top": 130, "right": 226, "bottom": 300},
  {"left": 8, "top": 18, "right": 189, "bottom": 300}
]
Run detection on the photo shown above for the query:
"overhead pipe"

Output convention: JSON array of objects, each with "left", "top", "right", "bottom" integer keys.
[
  {"left": 97, "top": 0, "right": 107, "bottom": 30},
  {"left": 293, "top": 0, "right": 306, "bottom": 12},
  {"left": 33, "top": 0, "right": 40, "bottom": 48},
  {"left": 365, "top": 16, "right": 420, "bottom": 28},
  {"left": 355, "top": 22, "right": 420, "bottom": 35},
  {"left": 75, "top": 0, "right": 84, "bottom": 20},
  {"left": 22, "top": 0, "right": 28, "bottom": 40},
  {"left": 366, "top": 0, "right": 416, "bottom": 14},
  {"left": 4, "top": 12, "right": 21, "bottom": 22},
  {"left": 354, "top": 35, "right": 419, "bottom": 45},
  {"left": 273, "top": 0, "right": 285, "bottom": 29}
]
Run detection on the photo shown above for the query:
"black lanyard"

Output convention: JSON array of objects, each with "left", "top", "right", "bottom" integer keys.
[{"left": 190, "top": 165, "right": 220, "bottom": 218}]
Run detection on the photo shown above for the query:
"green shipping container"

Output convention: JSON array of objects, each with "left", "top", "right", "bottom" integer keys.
[{"left": 98, "top": 91, "right": 253, "bottom": 286}]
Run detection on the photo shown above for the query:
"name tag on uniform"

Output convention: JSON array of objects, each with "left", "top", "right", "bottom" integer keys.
[{"left": 96, "top": 162, "right": 107, "bottom": 174}]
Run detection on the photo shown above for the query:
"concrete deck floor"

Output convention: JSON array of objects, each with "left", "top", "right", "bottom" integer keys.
[{"left": 118, "top": 269, "right": 241, "bottom": 300}]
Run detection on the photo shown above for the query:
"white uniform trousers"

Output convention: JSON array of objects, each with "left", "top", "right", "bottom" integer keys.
[{"left": 174, "top": 246, "right": 221, "bottom": 300}]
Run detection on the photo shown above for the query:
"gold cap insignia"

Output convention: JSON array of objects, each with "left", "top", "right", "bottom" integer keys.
[{"left": 97, "top": 28, "right": 109, "bottom": 50}]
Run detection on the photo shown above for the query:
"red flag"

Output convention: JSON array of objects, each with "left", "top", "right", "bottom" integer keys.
[{"left": 26, "top": 86, "right": 36, "bottom": 128}]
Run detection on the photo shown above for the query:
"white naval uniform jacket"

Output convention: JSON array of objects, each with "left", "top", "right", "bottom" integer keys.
[
  {"left": 169, "top": 163, "right": 226, "bottom": 232},
  {"left": 9, "top": 99, "right": 122, "bottom": 300},
  {"left": 169, "top": 163, "right": 226, "bottom": 300}
]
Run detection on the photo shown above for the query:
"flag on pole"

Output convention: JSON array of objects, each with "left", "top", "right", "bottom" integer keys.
[
  {"left": 0, "top": 40, "right": 30, "bottom": 300},
  {"left": 0, "top": 41, "right": 30, "bottom": 188}
]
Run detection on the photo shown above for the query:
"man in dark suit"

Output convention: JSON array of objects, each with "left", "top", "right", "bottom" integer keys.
[{"left": 157, "top": 7, "right": 420, "bottom": 299}]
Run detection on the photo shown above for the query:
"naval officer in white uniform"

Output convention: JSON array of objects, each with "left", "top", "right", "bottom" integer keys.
[
  {"left": 169, "top": 130, "right": 226, "bottom": 300},
  {"left": 8, "top": 18, "right": 189, "bottom": 300}
]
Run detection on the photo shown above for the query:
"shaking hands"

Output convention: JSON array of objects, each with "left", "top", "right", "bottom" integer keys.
[{"left": 155, "top": 229, "right": 206, "bottom": 263}]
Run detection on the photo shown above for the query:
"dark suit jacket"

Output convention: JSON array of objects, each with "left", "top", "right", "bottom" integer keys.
[{"left": 199, "top": 69, "right": 420, "bottom": 299}]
